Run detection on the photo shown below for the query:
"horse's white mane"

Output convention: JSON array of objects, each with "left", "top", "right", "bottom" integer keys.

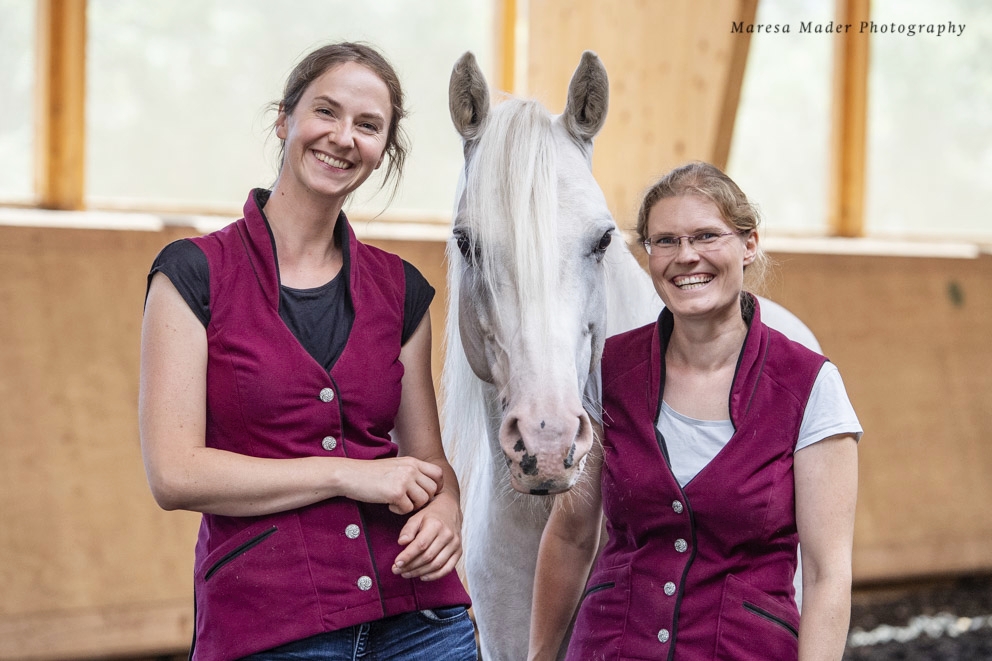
[{"left": 466, "top": 97, "right": 560, "bottom": 342}]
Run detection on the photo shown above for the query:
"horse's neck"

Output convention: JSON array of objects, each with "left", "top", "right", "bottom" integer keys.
[{"left": 605, "top": 238, "right": 662, "bottom": 334}]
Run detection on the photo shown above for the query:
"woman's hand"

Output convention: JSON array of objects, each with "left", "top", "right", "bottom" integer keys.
[
  {"left": 391, "top": 490, "right": 463, "bottom": 581},
  {"left": 335, "top": 456, "right": 443, "bottom": 515}
]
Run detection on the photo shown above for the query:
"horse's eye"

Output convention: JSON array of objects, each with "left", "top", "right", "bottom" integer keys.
[
  {"left": 454, "top": 231, "right": 478, "bottom": 263},
  {"left": 593, "top": 230, "right": 613, "bottom": 258}
]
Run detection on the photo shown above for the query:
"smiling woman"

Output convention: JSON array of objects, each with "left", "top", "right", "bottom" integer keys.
[
  {"left": 139, "top": 43, "right": 476, "bottom": 661},
  {"left": 529, "top": 161, "right": 863, "bottom": 661},
  {"left": 269, "top": 60, "right": 399, "bottom": 262}
]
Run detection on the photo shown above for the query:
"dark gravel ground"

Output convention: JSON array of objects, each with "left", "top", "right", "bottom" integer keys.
[{"left": 844, "top": 574, "right": 992, "bottom": 660}]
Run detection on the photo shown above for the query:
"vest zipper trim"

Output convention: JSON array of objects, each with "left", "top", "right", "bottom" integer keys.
[
  {"left": 743, "top": 602, "right": 799, "bottom": 638},
  {"left": 204, "top": 526, "right": 278, "bottom": 581},
  {"left": 582, "top": 581, "right": 615, "bottom": 598}
]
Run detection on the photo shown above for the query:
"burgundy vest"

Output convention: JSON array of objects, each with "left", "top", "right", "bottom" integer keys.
[
  {"left": 567, "top": 298, "right": 826, "bottom": 661},
  {"left": 187, "top": 192, "right": 469, "bottom": 661}
]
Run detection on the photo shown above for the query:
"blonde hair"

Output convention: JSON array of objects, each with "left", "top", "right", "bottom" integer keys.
[{"left": 636, "top": 161, "right": 769, "bottom": 291}]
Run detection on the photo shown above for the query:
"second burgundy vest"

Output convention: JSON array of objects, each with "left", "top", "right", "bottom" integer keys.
[{"left": 567, "top": 297, "right": 826, "bottom": 661}]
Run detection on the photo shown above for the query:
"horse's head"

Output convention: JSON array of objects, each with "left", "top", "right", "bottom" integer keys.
[{"left": 447, "top": 51, "right": 613, "bottom": 495}]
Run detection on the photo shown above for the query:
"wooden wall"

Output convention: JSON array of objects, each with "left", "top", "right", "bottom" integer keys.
[
  {"left": 765, "top": 251, "right": 992, "bottom": 583},
  {"left": 3, "top": 224, "right": 991, "bottom": 659}
]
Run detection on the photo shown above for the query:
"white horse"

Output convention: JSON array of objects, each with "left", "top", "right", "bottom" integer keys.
[{"left": 442, "top": 51, "right": 819, "bottom": 661}]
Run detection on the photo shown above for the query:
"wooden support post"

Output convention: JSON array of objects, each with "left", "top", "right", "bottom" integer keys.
[
  {"left": 35, "top": 0, "right": 87, "bottom": 210},
  {"left": 829, "top": 0, "right": 870, "bottom": 237},
  {"left": 712, "top": 0, "right": 758, "bottom": 171},
  {"left": 499, "top": 0, "right": 518, "bottom": 93}
]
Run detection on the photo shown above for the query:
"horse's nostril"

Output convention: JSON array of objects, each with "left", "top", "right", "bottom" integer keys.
[{"left": 563, "top": 442, "right": 577, "bottom": 469}]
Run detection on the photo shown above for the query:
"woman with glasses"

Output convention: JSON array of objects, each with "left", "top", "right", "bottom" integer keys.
[{"left": 528, "top": 161, "right": 861, "bottom": 661}]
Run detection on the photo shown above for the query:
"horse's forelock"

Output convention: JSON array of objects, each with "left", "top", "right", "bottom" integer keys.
[{"left": 464, "top": 98, "right": 560, "bottom": 339}]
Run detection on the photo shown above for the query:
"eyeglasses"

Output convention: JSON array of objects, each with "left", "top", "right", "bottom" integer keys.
[{"left": 642, "top": 231, "right": 743, "bottom": 256}]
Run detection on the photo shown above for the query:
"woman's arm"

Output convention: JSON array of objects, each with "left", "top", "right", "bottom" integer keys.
[
  {"left": 795, "top": 433, "right": 859, "bottom": 661},
  {"left": 139, "top": 273, "right": 442, "bottom": 517},
  {"left": 389, "top": 313, "right": 465, "bottom": 581},
  {"left": 528, "top": 437, "right": 604, "bottom": 661}
]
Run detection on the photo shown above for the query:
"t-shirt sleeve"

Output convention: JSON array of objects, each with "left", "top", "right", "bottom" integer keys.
[
  {"left": 147, "top": 239, "right": 211, "bottom": 327},
  {"left": 401, "top": 260, "right": 436, "bottom": 345},
  {"left": 795, "top": 362, "right": 863, "bottom": 453}
]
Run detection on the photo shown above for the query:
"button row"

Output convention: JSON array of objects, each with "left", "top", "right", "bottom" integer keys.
[
  {"left": 319, "top": 389, "right": 372, "bottom": 596},
  {"left": 319, "top": 389, "right": 338, "bottom": 453},
  {"left": 659, "top": 500, "right": 685, "bottom": 648}
]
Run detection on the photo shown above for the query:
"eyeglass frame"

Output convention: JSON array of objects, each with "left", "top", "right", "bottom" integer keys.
[{"left": 642, "top": 230, "right": 748, "bottom": 256}]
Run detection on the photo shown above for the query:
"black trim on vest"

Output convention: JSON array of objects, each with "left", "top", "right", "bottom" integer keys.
[{"left": 652, "top": 293, "right": 758, "bottom": 661}]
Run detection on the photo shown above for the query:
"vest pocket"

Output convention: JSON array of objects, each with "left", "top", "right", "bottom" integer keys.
[
  {"left": 194, "top": 516, "right": 323, "bottom": 659},
  {"left": 715, "top": 574, "right": 800, "bottom": 660},
  {"left": 568, "top": 565, "right": 632, "bottom": 661}
]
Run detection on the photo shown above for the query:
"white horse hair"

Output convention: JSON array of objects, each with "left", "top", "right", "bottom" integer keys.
[{"left": 442, "top": 51, "right": 819, "bottom": 661}]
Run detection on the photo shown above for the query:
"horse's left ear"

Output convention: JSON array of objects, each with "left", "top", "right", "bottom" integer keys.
[{"left": 563, "top": 51, "right": 609, "bottom": 143}]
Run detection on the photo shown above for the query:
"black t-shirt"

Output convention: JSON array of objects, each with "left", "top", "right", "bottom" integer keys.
[{"left": 148, "top": 233, "right": 435, "bottom": 372}]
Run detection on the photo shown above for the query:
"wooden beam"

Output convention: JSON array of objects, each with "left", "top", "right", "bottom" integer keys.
[
  {"left": 829, "top": 0, "right": 870, "bottom": 237},
  {"left": 35, "top": 0, "right": 87, "bottom": 210},
  {"left": 712, "top": 0, "right": 758, "bottom": 171},
  {"left": 499, "top": 0, "right": 517, "bottom": 93}
]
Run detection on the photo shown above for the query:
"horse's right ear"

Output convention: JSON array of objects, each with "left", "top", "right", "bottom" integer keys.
[{"left": 449, "top": 51, "right": 490, "bottom": 141}]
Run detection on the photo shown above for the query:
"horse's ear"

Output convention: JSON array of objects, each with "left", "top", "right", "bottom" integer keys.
[
  {"left": 449, "top": 51, "right": 490, "bottom": 141},
  {"left": 563, "top": 51, "right": 609, "bottom": 143}
]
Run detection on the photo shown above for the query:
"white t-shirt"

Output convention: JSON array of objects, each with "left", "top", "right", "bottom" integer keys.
[{"left": 658, "top": 362, "right": 863, "bottom": 487}]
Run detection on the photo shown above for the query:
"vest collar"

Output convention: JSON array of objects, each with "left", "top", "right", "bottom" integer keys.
[
  {"left": 238, "top": 189, "right": 357, "bottom": 309},
  {"left": 649, "top": 293, "right": 769, "bottom": 428}
]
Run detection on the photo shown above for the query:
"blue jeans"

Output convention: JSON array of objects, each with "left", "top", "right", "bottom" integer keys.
[{"left": 239, "top": 607, "right": 478, "bottom": 660}]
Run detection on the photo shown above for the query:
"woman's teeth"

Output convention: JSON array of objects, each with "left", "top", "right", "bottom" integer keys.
[
  {"left": 314, "top": 152, "right": 351, "bottom": 169},
  {"left": 674, "top": 275, "right": 713, "bottom": 289}
]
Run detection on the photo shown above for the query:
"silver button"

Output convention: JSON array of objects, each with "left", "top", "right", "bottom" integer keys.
[
  {"left": 321, "top": 436, "right": 337, "bottom": 451},
  {"left": 664, "top": 581, "right": 676, "bottom": 596},
  {"left": 319, "top": 387, "right": 335, "bottom": 402},
  {"left": 674, "top": 538, "right": 688, "bottom": 553},
  {"left": 672, "top": 500, "right": 684, "bottom": 514},
  {"left": 657, "top": 628, "right": 670, "bottom": 643},
  {"left": 345, "top": 524, "right": 360, "bottom": 539},
  {"left": 357, "top": 576, "right": 372, "bottom": 591}
]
